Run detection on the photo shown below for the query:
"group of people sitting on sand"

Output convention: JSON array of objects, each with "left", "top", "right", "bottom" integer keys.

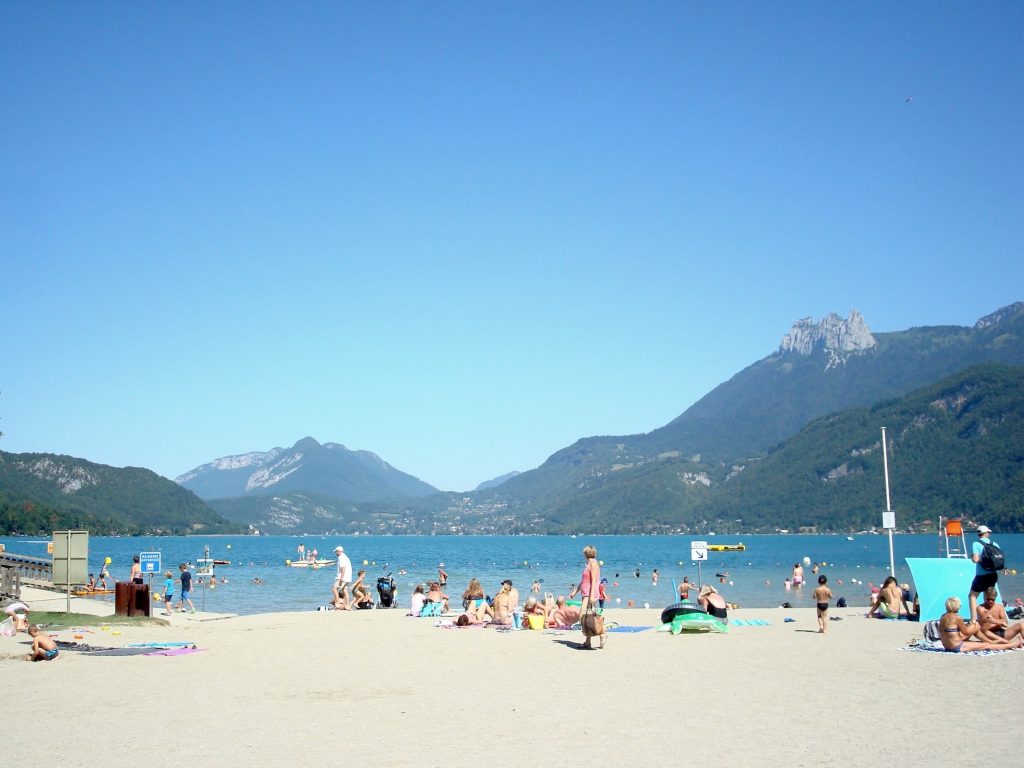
[
  {"left": 937, "top": 589, "right": 1023, "bottom": 653},
  {"left": 407, "top": 576, "right": 600, "bottom": 630}
]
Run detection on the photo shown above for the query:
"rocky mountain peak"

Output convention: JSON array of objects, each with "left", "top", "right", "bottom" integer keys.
[
  {"left": 779, "top": 310, "right": 876, "bottom": 357},
  {"left": 974, "top": 302, "right": 1024, "bottom": 330}
]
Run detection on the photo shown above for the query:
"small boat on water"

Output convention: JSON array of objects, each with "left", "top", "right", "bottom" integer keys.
[
  {"left": 213, "top": 559, "right": 231, "bottom": 566},
  {"left": 707, "top": 543, "right": 746, "bottom": 552},
  {"left": 285, "top": 559, "right": 336, "bottom": 568}
]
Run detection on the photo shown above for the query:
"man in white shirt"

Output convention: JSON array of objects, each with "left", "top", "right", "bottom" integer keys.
[{"left": 332, "top": 546, "right": 353, "bottom": 610}]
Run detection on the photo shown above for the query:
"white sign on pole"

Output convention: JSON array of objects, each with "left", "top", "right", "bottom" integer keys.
[
  {"left": 691, "top": 540, "right": 708, "bottom": 561},
  {"left": 882, "top": 511, "right": 896, "bottom": 530}
]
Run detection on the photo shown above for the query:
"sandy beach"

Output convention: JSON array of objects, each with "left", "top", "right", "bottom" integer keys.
[{"left": 4, "top": 586, "right": 1021, "bottom": 767}]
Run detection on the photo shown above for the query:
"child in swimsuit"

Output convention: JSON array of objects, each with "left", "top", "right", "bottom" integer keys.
[
  {"left": 27, "top": 625, "right": 59, "bottom": 662},
  {"left": 813, "top": 575, "right": 833, "bottom": 634}
]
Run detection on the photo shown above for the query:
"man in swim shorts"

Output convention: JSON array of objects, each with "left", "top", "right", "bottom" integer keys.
[{"left": 977, "top": 587, "right": 1023, "bottom": 642}]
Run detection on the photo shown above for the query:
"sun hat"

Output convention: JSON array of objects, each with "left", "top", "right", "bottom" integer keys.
[{"left": 334, "top": 546, "right": 344, "bottom": 553}]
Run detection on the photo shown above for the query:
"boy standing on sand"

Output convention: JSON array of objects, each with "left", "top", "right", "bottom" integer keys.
[
  {"left": 179, "top": 563, "right": 195, "bottom": 613},
  {"left": 162, "top": 570, "right": 175, "bottom": 616},
  {"left": 813, "top": 575, "right": 833, "bottom": 633}
]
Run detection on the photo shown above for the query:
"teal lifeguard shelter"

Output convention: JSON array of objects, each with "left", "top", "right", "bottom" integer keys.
[{"left": 906, "top": 517, "right": 1000, "bottom": 622}]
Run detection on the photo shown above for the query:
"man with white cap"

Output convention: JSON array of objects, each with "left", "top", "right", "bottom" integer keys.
[
  {"left": 332, "top": 545, "right": 353, "bottom": 610},
  {"left": 969, "top": 525, "right": 1003, "bottom": 624}
]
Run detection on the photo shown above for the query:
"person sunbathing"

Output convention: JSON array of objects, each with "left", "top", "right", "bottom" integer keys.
[
  {"left": 462, "top": 578, "right": 485, "bottom": 608},
  {"left": 550, "top": 596, "right": 581, "bottom": 628},
  {"left": 455, "top": 601, "right": 492, "bottom": 626},
  {"left": 410, "top": 585, "right": 427, "bottom": 616},
  {"left": 865, "top": 576, "right": 907, "bottom": 618},
  {"left": 491, "top": 582, "right": 514, "bottom": 625},
  {"left": 976, "top": 587, "right": 1024, "bottom": 642},
  {"left": 938, "top": 596, "right": 1021, "bottom": 653},
  {"left": 427, "top": 582, "right": 449, "bottom": 612}
]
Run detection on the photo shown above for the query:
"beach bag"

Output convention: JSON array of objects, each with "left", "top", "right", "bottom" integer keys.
[
  {"left": 979, "top": 542, "right": 1005, "bottom": 571},
  {"left": 582, "top": 603, "right": 604, "bottom": 638},
  {"left": 527, "top": 613, "right": 545, "bottom": 630},
  {"left": 836, "top": 597, "right": 847, "bottom": 608},
  {"left": 0, "top": 617, "right": 14, "bottom": 638},
  {"left": 922, "top": 620, "right": 941, "bottom": 643}
]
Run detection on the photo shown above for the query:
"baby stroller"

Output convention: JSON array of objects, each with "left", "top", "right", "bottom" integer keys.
[{"left": 376, "top": 573, "right": 398, "bottom": 608}]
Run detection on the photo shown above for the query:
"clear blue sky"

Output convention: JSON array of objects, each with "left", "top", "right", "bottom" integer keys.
[{"left": 2, "top": 4, "right": 1022, "bottom": 492}]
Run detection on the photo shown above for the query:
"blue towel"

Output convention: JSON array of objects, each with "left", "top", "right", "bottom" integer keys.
[{"left": 607, "top": 626, "right": 652, "bottom": 633}]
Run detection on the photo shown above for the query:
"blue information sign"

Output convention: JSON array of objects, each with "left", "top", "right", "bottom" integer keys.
[{"left": 140, "top": 551, "right": 161, "bottom": 574}]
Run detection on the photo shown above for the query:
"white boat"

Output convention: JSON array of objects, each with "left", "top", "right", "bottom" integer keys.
[{"left": 285, "top": 558, "right": 335, "bottom": 568}]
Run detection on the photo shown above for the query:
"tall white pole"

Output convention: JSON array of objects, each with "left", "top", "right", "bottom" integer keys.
[{"left": 881, "top": 427, "right": 895, "bottom": 578}]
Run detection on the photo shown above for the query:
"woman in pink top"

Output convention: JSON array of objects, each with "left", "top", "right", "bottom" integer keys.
[{"left": 574, "top": 545, "right": 602, "bottom": 647}]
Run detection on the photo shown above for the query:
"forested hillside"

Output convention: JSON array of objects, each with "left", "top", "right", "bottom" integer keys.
[
  {"left": 0, "top": 451, "right": 241, "bottom": 535},
  {"left": 704, "top": 364, "right": 1024, "bottom": 532}
]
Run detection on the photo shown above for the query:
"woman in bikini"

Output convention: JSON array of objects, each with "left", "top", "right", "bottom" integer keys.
[
  {"left": 939, "top": 596, "right": 1021, "bottom": 652},
  {"left": 489, "top": 582, "right": 514, "bottom": 625},
  {"left": 427, "top": 582, "right": 449, "bottom": 612},
  {"left": 461, "top": 578, "right": 485, "bottom": 609},
  {"left": 866, "top": 576, "right": 905, "bottom": 618}
]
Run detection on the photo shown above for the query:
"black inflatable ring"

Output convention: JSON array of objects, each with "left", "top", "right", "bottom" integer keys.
[{"left": 660, "top": 601, "right": 708, "bottom": 625}]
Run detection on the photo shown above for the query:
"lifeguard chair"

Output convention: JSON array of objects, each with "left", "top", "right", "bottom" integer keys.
[{"left": 939, "top": 517, "right": 968, "bottom": 558}]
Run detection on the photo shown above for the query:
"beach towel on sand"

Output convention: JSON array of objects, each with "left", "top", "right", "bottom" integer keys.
[{"left": 900, "top": 642, "right": 1020, "bottom": 657}]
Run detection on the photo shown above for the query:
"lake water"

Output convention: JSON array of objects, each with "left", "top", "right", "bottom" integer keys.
[{"left": 4, "top": 533, "right": 1022, "bottom": 615}]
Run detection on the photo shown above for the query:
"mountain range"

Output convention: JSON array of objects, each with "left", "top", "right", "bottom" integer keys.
[
  {"left": 173, "top": 301, "right": 1024, "bottom": 535},
  {"left": 2, "top": 302, "right": 1022, "bottom": 536},
  {"left": 176, "top": 437, "right": 438, "bottom": 501}
]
